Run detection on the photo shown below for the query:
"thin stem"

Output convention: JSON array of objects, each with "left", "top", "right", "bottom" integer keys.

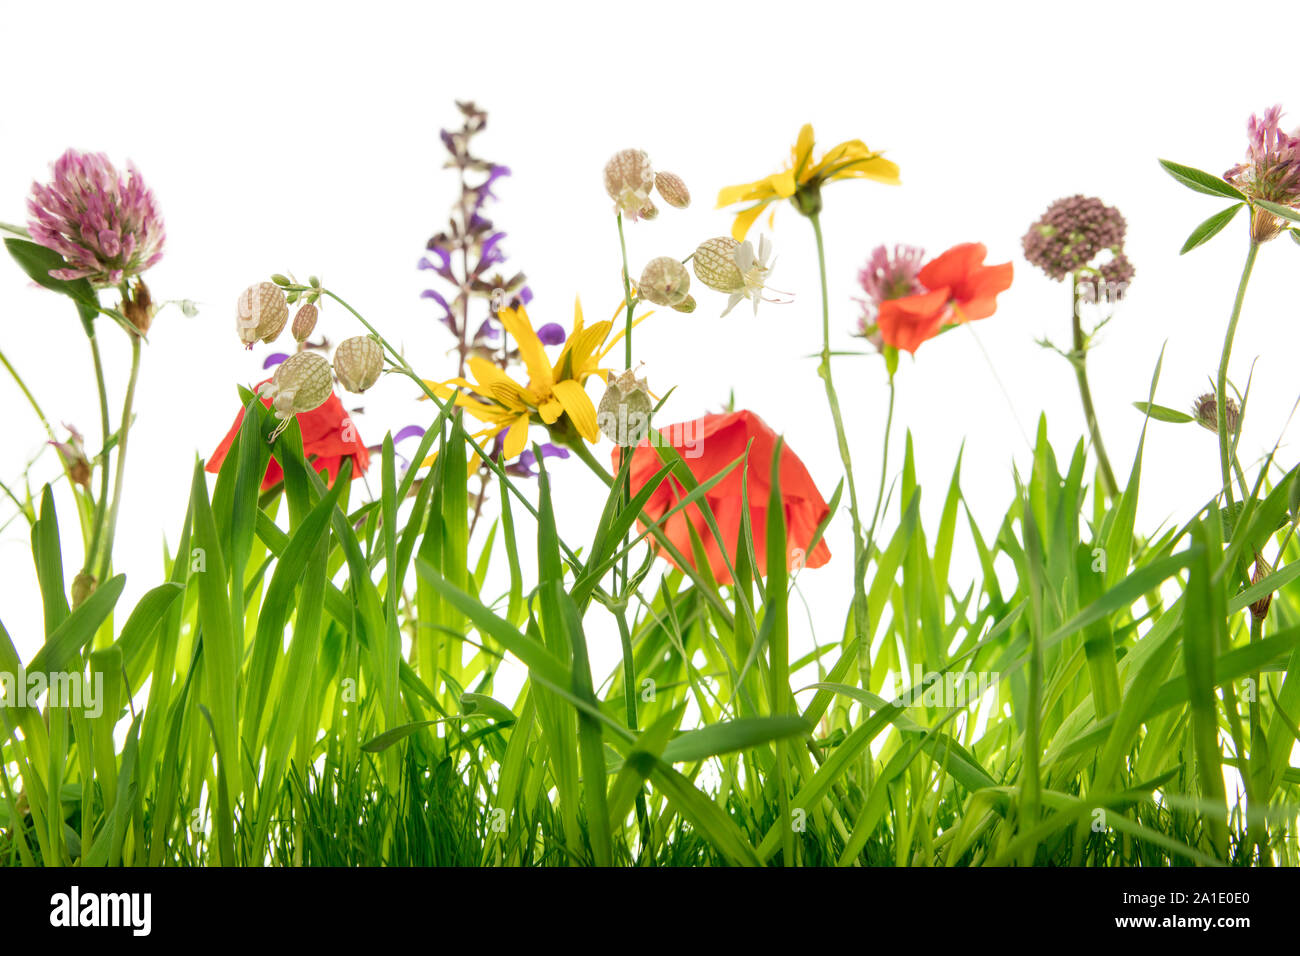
[
  {"left": 864, "top": 378, "right": 895, "bottom": 559},
  {"left": 83, "top": 333, "right": 113, "bottom": 582},
  {"left": 808, "top": 214, "right": 867, "bottom": 630},
  {"left": 94, "top": 332, "right": 142, "bottom": 583},
  {"left": 617, "top": 213, "right": 634, "bottom": 368},
  {"left": 0, "top": 347, "right": 56, "bottom": 440},
  {"left": 1217, "top": 241, "right": 1260, "bottom": 516},
  {"left": 1070, "top": 273, "right": 1119, "bottom": 501}
]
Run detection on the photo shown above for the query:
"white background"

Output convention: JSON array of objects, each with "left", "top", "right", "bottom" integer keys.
[{"left": 2, "top": 0, "right": 1299, "bottom": 696}]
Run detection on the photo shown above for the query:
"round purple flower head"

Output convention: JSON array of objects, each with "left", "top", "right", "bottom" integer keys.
[
  {"left": 856, "top": 244, "right": 925, "bottom": 335},
  {"left": 1022, "top": 196, "right": 1128, "bottom": 282},
  {"left": 27, "top": 149, "right": 165, "bottom": 287}
]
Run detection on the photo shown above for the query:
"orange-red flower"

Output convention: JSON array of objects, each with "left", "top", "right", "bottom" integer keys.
[
  {"left": 613, "top": 410, "right": 831, "bottom": 586},
  {"left": 875, "top": 243, "right": 1013, "bottom": 354},
  {"left": 206, "top": 377, "right": 369, "bottom": 490}
]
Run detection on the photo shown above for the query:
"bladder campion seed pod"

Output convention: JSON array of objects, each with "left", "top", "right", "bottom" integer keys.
[
  {"left": 638, "top": 256, "right": 691, "bottom": 306},
  {"left": 692, "top": 237, "right": 745, "bottom": 293},
  {"left": 334, "top": 335, "right": 384, "bottom": 393},
  {"left": 603, "top": 148, "right": 655, "bottom": 220},
  {"left": 597, "top": 369, "right": 653, "bottom": 447},
  {"left": 654, "top": 171, "right": 691, "bottom": 208},
  {"left": 292, "top": 303, "right": 319, "bottom": 343},
  {"left": 259, "top": 351, "right": 333, "bottom": 440},
  {"left": 237, "top": 281, "right": 289, "bottom": 347}
]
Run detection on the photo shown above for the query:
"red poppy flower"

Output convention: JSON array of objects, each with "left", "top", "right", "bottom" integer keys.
[
  {"left": 612, "top": 410, "right": 831, "bottom": 586},
  {"left": 876, "top": 243, "right": 1013, "bottom": 354},
  {"left": 206, "top": 378, "right": 370, "bottom": 491}
]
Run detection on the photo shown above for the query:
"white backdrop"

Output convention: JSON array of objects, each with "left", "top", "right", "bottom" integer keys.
[{"left": 3, "top": 0, "right": 1299, "bottom": 692}]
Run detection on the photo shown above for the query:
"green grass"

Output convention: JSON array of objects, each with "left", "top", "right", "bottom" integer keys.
[{"left": 3, "top": 361, "right": 1299, "bottom": 868}]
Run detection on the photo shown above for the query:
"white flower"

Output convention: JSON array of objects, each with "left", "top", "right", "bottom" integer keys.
[{"left": 723, "top": 235, "right": 777, "bottom": 317}]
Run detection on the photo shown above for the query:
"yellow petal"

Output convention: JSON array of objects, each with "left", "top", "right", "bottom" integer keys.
[
  {"left": 731, "top": 201, "right": 769, "bottom": 241},
  {"left": 538, "top": 398, "right": 563, "bottom": 424},
  {"left": 716, "top": 179, "right": 768, "bottom": 208},
  {"left": 792, "top": 124, "right": 816, "bottom": 175},
  {"left": 499, "top": 306, "right": 554, "bottom": 393},
  {"left": 503, "top": 414, "right": 531, "bottom": 460},
  {"left": 551, "top": 379, "right": 598, "bottom": 443},
  {"left": 769, "top": 168, "right": 797, "bottom": 198}
]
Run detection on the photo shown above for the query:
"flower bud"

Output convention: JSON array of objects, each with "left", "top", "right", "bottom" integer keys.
[
  {"left": 292, "top": 303, "right": 319, "bottom": 343},
  {"left": 259, "top": 351, "right": 333, "bottom": 439},
  {"left": 50, "top": 424, "right": 91, "bottom": 489},
  {"left": 638, "top": 256, "right": 691, "bottom": 306},
  {"left": 603, "top": 148, "right": 655, "bottom": 220},
  {"left": 122, "top": 279, "right": 154, "bottom": 335},
  {"left": 597, "top": 369, "right": 653, "bottom": 446},
  {"left": 654, "top": 171, "right": 691, "bottom": 208},
  {"left": 1192, "top": 392, "right": 1240, "bottom": 436},
  {"left": 333, "top": 335, "right": 384, "bottom": 393},
  {"left": 692, "top": 237, "right": 745, "bottom": 293},
  {"left": 237, "top": 281, "right": 289, "bottom": 347},
  {"left": 672, "top": 294, "right": 697, "bottom": 314},
  {"left": 71, "top": 571, "right": 96, "bottom": 609}
]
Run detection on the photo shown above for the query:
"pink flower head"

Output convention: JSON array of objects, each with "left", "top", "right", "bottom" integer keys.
[
  {"left": 856, "top": 244, "right": 925, "bottom": 332},
  {"left": 27, "top": 149, "right": 165, "bottom": 287},
  {"left": 1225, "top": 105, "right": 1300, "bottom": 207}
]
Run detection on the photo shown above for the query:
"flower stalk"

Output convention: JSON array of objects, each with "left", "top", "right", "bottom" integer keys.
[{"left": 1069, "top": 273, "right": 1119, "bottom": 500}]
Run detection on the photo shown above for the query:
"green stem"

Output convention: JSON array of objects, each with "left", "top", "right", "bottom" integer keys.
[
  {"left": 1070, "top": 273, "right": 1119, "bottom": 500},
  {"left": 617, "top": 213, "right": 634, "bottom": 368},
  {"left": 83, "top": 334, "right": 113, "bottom": 581},
  {"left": 1217, "top": 241, "right": 1260, "bottom": 515},
  {"left": 807, "top": 214, "right": 868, "bottom": 642},
  {"left": 0, "top": 347, "right": 56, "bottom": 440},
  {"left": 94, "top": 332, "right": 141, "bottom": 583}
]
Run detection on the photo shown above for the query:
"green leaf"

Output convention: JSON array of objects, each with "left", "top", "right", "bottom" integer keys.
[
  {"left": 1158, "top": 159, "right": 1248, "bottom": 201},
  {"left": 1132, "top": 401, "right": 1195, "bottom": 424},
  {"left": 660, "top": 716, "right": 811, "bottom": 764},
  {"left": 1255, "top": 198, "right": 1300, "bottom": 223},
  {"left": 1179, "top": 203, "right": 1243, "bottom": 254},
  {"left": 3, "top": 237, "right": 99, "bottom": 335}
]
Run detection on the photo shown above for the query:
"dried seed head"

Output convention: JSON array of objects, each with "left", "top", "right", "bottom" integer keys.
[
  {"left": 693, "top": 237, "right": 745, "bottom": 293},
  {"left": 672, "top": 294, "right": 697, "bottom": 314},
  {"left": 654, "top": 171, "right": 691, "bottom": 209},
  {"left": 292, "top": 303, "right": 319, "bottom": 343},
  {"left": 1251, "top": 553, "right": 1273, "bottom": 621},
  {"left": 638, "top": 256, "right": 691, "bottom": 306},
  {"left": 237, "top": 281, "right": 289, "bottom": 347},
  {"left": 597, "top": 369, "right": 653, "bottom": 446},
  {"left": 122, "top": 278, "right": 154, "bottom": 336},
  {"left": 259, "top": 351, "right": 333, "bottom": 439},
  {"left": 1250, "top": 206, "right": 1285, "bottom": 243},
  {"left": 603, "top": 148, "right": 655, "bottom": 220},
  {"left": 333, "top": 336, "right": 384, "bottom": 393},
  {"left": 1192, "top": 392, "right": 1240, "bottom": 436}
]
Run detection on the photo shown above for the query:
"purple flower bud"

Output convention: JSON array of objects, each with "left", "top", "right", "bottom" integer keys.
[
  {"left": 535, "top": 322, "right": 566, "bottom": 346},
  {"left": 263, "top": 352, "right": 289, "bottom": 369}
]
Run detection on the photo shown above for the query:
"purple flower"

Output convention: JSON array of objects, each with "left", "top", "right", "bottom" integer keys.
[
  {"left": 535, "top": 322, "right": 566, "bottom": 346},
  {"left": 1225, "top": 105, "right": 1300, "bottom": 206},
  {"left": 418, "top": 249, "right": 455, "bottom": 282},
  {"left": 27, "top": 149, "right": 165, "bottom": 287},
  {"left": 856, "top": 244, "right": 925, "bottom": 333},
  {"left": 263, "top": 352, "right": 289, "bottom": 369},
  {"left": 505, "top": 442, "right": 570, "bottom": 477},
  {"left": 1022, "top": 196, "right": 1127, "bottom": 282}
]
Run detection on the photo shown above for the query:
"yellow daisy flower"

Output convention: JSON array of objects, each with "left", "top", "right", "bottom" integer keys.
[
  {"left": 716, "top": 123, "right": 900, "bottom": 240},
  {"left": 425, "top": 299, "right": 649, "bottom": 461}
]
